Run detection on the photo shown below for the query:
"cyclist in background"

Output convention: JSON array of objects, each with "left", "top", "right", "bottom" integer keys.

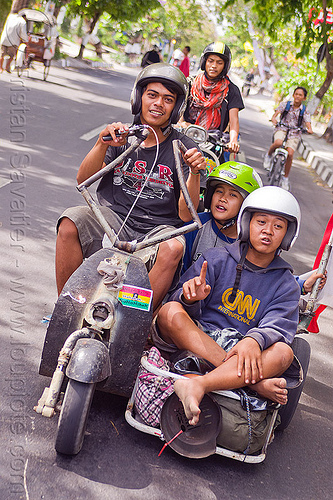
[{"left": 263, "top": 87, "right": 313, "bottom": 191}]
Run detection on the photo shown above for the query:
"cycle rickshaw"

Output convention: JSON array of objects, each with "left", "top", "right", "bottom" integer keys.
[{"left": 16, "top": 8, "right": 57, "bottom": 81}]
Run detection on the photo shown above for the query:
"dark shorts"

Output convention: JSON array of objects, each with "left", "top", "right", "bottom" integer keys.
[
  {"left": 0, "top": 44, "right": 17, "bottom": 58},
  {"left": 150, "top": 318, "right": 303, "bottom": 389}
]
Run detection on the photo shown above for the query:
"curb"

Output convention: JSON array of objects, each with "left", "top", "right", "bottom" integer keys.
[{"left": 298, "top": 138, "right": 333, "bottom": 188}]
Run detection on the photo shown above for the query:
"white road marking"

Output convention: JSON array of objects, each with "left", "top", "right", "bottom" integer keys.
[
  {"left": 0, "top": 177, "right": 11, "bottom": 189},
  {"left": 80, "top": 124, "right": 108, "bottom": 141}
]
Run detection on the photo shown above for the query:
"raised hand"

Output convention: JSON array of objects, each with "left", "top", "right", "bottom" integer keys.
[{"left": 182, "top": 261, "right": 211, "bottom": 304}]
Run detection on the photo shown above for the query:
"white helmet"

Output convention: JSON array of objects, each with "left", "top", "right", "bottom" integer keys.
[{"left": 237, "top": 186, "right": 301, "bottom": 251}]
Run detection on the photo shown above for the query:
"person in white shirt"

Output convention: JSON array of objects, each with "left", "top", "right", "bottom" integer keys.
[{"left": 0, "top": 12, "right": 29, "bottom": 73}]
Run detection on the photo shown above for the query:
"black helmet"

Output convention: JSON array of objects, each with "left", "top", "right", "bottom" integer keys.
[
  {"left": 200, "top": 42, "right": 232, "bottom": 77},
  {"left": 131, "top": 63, "right": 189, "bottom": 124}
]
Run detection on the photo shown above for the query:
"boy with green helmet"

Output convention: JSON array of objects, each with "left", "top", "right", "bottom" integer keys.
[{"left": 182, "top": 161, "right": 262, "bottom": 272}]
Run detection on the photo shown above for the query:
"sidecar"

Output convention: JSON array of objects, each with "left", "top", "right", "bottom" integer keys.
[{"left": 124, "top": 335, "right": 311, "bottom": 463}]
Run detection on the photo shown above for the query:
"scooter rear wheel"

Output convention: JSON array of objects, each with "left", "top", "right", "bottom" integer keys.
[
  {"left": 277, "top": 336, "right": 311, "bottom": 431},
  {"left": 55, "top": 379, "right": 96, "bottom": 455}
]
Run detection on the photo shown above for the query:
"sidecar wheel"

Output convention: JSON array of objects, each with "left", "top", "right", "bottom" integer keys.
[
  {"left": 55, "top": 379, "right": 96, "bottom": 455},
  {"left": 277, "top": 337, "right": 311, "bottom": 431}
]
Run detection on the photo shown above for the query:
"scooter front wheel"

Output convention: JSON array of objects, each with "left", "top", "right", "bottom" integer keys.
[{"left": 55, "top": 379, "right": 96, "bottom": 455}]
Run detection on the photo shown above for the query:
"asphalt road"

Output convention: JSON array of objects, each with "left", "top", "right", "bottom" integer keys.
[{"left": 1, "top": 62, "right": 332, "bottom": 500}]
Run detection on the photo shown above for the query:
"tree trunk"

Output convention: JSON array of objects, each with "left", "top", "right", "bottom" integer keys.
[
  {"left": 54, "top": 1, "right": 70, "bottom": 19},
  {"left": 76, "top": 13, "right": 101, "bottom": 59},
  {"left": 322, "top": 114, "right": 333, "bottom": 143},
  {"left": 11, "top": 0, "right": 30, "bottom": 13},
  {"left": 315, "top": 51, "right": 333, "bottom": 100},
  {"left": 316, "top": 47, "right": 333, "bottom": 143}
]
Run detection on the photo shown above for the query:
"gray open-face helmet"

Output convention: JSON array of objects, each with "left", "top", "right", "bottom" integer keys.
[
  {"left": 237, "top": 186, "right": 301, "bottom": 251},
  {"left": 130, "top": 62, "right": 189, "bottom": 124}
]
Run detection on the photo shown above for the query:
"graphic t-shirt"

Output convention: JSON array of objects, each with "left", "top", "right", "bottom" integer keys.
[{"left": 97, "top": 128, "right": 196, "bottom": 232}]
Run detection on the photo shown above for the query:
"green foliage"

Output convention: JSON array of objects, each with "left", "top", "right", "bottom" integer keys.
[
  {"left": 66, "top": 0, "right": 160, "bottom": 23},
  {"left": 274, "top": 55, "right": 333, "bottom": 111},
  {"left": 0, "top": 0, "right": 14, "bottom": 29}
]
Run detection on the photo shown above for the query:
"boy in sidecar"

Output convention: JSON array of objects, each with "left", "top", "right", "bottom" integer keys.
[
  {"left": 55, "top": 63, "right": 206, "bottom": 311},
  {"left": 154, "top": 186, "right": 303, "bottom": 424}
]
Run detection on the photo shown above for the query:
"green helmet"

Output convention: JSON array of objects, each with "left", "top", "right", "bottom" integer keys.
[{"left": 204, "top": 161, "right": 262, "bottom": 210}]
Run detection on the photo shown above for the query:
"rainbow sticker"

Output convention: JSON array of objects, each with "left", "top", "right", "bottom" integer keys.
[{"left": 118, "top": 285, "right": 153, "bottom": 312}]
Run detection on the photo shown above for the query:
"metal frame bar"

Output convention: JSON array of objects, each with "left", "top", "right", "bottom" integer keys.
[{"left": 76, "top": 136, "right": 202, "bottom": 253}]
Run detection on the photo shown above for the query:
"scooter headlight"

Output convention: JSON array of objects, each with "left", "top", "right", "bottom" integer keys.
[{"left": 185, "top": 125, "right": 208, "bottom": 143}]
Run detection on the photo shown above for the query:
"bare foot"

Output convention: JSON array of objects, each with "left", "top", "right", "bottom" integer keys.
[
  {"left": 174, "top": 378, "right": 205, "bottom": 425},
  {"left": 251, "top": 377, "right": 288, "bottom": 405}
]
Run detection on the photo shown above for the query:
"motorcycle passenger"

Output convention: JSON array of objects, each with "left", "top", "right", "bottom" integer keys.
[
  {"left": 182, "top": 161, "right": 262, "bottom": 272},
  {"left": 181, "top": 162, "right": 324, "bottom": 291},
  {"left": 263, "top": 86, "right": 313, "bottom": 191},
  {"left": 56, "top": 63, "right": 206, "bottom": 311},
  {"left": 155, "top": 187, "right": 304, "bottom": 424},
  {"left": 179, "top": 41, "right": 244, "bottom": 158}
]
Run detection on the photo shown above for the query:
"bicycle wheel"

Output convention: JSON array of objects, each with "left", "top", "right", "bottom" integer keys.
[{"left": 268, "top": 156, "right": 284, "bottom": 186}]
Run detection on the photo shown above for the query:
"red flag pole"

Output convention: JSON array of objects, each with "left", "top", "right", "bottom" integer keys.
[{"left": 307, "top": 214, "right": 333, "bottom": 333}]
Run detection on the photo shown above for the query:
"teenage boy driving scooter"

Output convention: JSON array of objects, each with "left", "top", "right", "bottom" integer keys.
[{"left": 55, "top": 63, "right": 206, "bottom": 311}]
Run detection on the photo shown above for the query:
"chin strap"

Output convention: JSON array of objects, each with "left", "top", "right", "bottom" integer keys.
[
  {"left": 229, "top": 242, "right": 248, "bottom": 303},
  {"left": 218, "top": 216, "right": 237, "bottom": 230}
]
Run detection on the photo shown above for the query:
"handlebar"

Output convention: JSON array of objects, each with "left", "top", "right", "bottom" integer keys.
[
  {"left": 77, "top": 130, "right": 202, "bottom": 253},
  {"left": 102, "top": 124, "right": 149, "bottom": 142}
]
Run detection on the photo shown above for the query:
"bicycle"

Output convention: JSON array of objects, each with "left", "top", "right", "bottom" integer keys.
[{"left": 265, "top": 125, "right": 304, "bottom": 188}]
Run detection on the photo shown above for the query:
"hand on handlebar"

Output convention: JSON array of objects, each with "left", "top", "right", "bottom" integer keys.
[
  {"left": 100, "top": 122, "right": 130, "bottom": 146},
  {"left": 102, "top": 124, "right": 149, "bottom": 145},
  {"left": 183, "top": 147, "right": 206, "bottom": 175},
  {"left": 226, "top": 141, "right": 240, "bottom": 154}
]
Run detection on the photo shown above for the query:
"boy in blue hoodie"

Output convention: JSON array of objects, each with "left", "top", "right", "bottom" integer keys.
[{"left": 155, "top": 186, "right": 302, "bottom": 425}]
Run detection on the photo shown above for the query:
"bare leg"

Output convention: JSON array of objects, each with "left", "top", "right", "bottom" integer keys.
[
  {"left": 5, "top": 56, "right": 13, "bottom": 73},
  {"left": 55, "top": 218, "right": 83, "bottom": 295},
  {"left": 149, "top": 239, "right": 183, "bottom": 312},
  {"left": 174, "top": 342, "right": 293, "bottom": 424},
  {"left": 268, "top": 139, "right": 283, "bottom": 156},
  {"left": 157, "top": 301, "right": 227, "bottom": 366}
]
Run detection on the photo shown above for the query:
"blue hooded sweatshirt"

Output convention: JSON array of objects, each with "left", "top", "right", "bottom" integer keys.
[{"left": 169, "top": 240, "right": 300, "bottom": 350}]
